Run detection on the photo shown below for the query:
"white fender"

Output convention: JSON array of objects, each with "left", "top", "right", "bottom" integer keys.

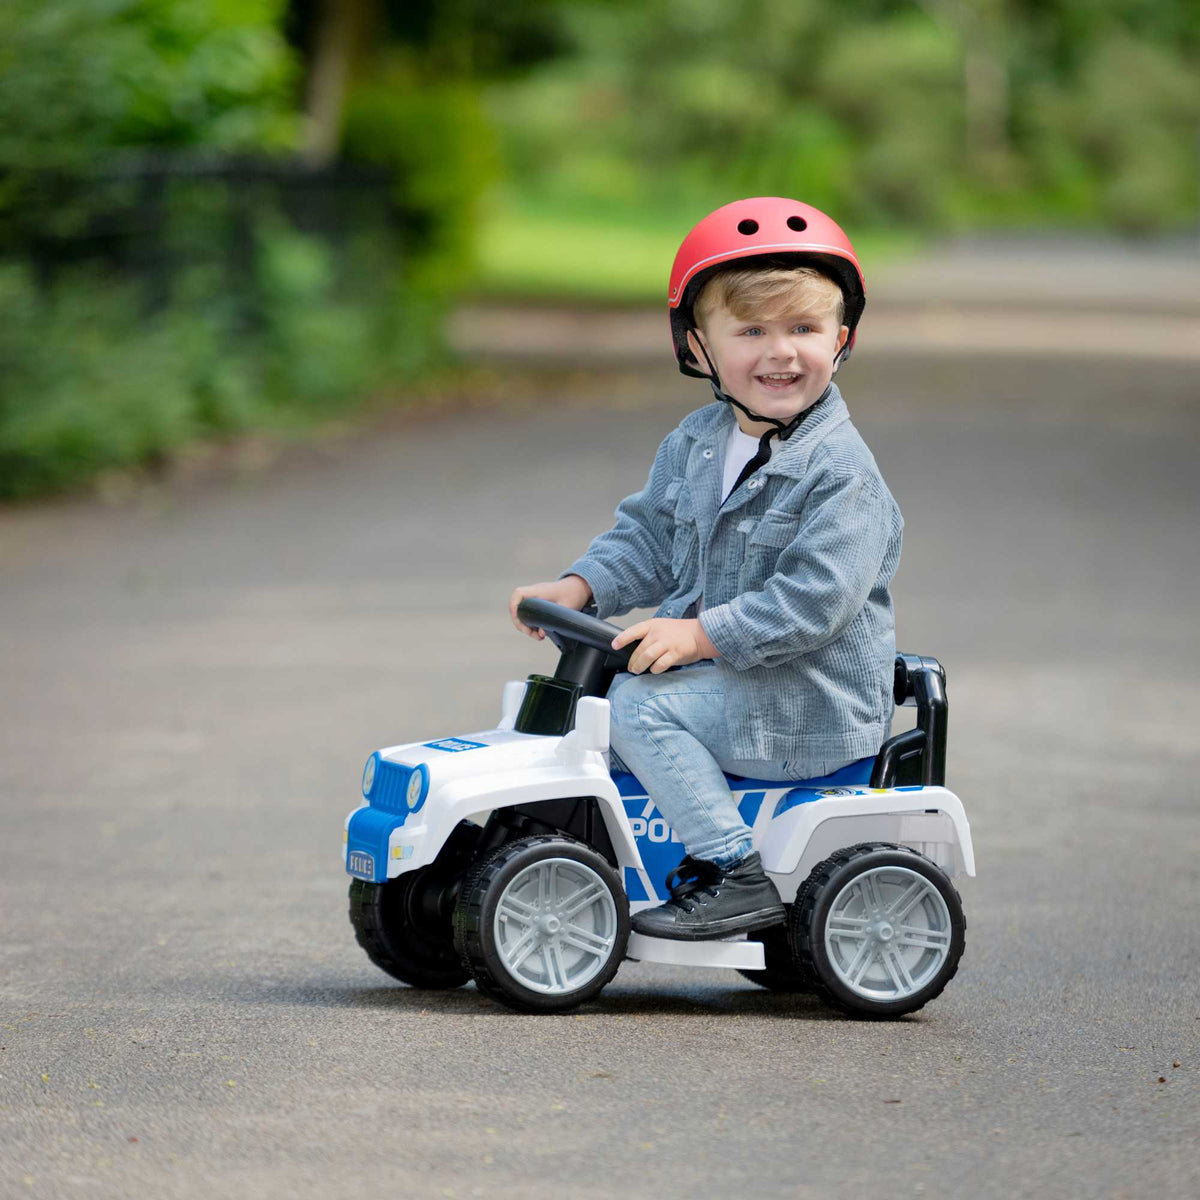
[
  {"left": 761, "top": 786, "right": 975, "bottom": 900},
  {"left": 436, "top": 761, "right": 640, "bottom": 867}
]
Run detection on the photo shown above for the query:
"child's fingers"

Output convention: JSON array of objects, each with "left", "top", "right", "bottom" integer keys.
[
  {"left": 510, "top": 609, "right": 544, "bottom": 639},
  {"left": 510, "top": 588, "right": 545, "bottom": 639},
  {"left": 628, "top": 638, "right": 662, "bottom": 674},
  {"left": 509, "top": 590, "right": 527, "bottom": 629},
  {"left": 612, "top": 621, "right": 648, "bottom": 650}
]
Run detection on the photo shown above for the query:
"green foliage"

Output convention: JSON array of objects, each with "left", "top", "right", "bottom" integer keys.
[
  {"left": 255, "top": 223, "right": 378, "bottom": 408},
  {"left": 817, "top": 15, "right": 963, "bottom": 225},
  {"left": 0, "top": 0, "right": 301, "bottom": 255},
  {"left": 341, "top": 67, "right": 501, "bottom": 294},
  {"left": 0, "top": 0, "right": 298, "bottom": 168},
  {"left": 254, "top": 216, "right": 445, "bottom": 411},
  {"left": 0, "top": 213, "right": 444, "bottom": 500},
  {"left": 481, "top": 0, "right": 1200, "bottom": 235},
  {"left": 378, "top": 0, "right": 574, "bottom": 79},
  {"left": 0, "top": 264, "right": 226, "bottom": 497},
  {"left": 0, "top": 4, "right": 455, "bottom": 500},
  {"left": 1054, "top": 32, "right": 1198, "bottom": 230}
]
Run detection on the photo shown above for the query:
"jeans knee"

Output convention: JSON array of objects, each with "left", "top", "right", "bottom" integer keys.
[
  {"left": 631, "top": 692, "right": 679, "bottom": 739},
  {"left": 607, "top": 679, "right": 642, "bottom": 751}
]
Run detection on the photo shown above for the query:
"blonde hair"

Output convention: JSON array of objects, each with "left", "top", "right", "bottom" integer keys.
[{"left": 694, "top": 264, "right": 845, "bottom": 330}]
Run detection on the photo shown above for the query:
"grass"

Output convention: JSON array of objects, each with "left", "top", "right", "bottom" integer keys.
[{"left": 473, "top": 192, "right": 924, "bottom": 304}]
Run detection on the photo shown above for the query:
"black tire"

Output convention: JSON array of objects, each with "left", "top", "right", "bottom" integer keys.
[
  {"left": 349, "top": 872, "right": 470, "bottom": 988},
  {"left": 736, "top": 917, "right": 812, "bottom": 992},
  {"left": 348, "top": 822, "right": 480, "bottom": 989},
  {"left": 454, "top": 835, "right": 629, "bottom": 1014},
  {"left": 791, "top": 843, "right": 965, "bottom": 1019}
]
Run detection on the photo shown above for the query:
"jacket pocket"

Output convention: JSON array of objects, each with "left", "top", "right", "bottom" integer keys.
[
  {"left": 748, "top": 510, "right": 802, "bottom": 547},
  {"left": 737, "top": 510, "right": 801, "bottom": 590},
  {"left": 654, "top": 477, "right": 684, "bottom": 513}
]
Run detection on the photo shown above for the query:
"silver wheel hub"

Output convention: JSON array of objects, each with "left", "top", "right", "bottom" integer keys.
[
  {"left": 824, "top": 865, "right": 953, "bottom": 1002},
  {"left": 494, "top": 857, "right": 618, "bottom": 995}
]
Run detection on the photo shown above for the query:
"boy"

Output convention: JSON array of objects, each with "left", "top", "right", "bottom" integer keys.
[{"left": 509, "top": 197, "right": 903, "bottom": 941}]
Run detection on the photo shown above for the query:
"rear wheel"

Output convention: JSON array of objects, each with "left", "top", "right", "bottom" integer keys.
[
  {"left": 791, "top": 843, "right": 965, "bottom": 1018},
  {"left": 454, "top": 835, "right": 629, "bottom": 1013}
]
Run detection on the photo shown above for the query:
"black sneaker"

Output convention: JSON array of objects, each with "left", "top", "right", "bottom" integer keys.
[{"left": 630, "top": 851, "right": 786, "bottom": 941}]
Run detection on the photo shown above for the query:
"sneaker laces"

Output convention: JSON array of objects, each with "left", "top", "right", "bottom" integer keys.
[{"left": 662, "top": 856, "right": 724, "bottom": 914}]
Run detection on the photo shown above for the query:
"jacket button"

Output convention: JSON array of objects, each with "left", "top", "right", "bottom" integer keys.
[
  {"left": 702, "top": 449, "right": 714, "bottom": 459},
  {"left": 747, "top": 479, "right": 761, "bottom": 489}
]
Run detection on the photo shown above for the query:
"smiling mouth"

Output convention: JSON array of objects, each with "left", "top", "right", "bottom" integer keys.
[{"left": 756, "top": 373, "right": 801, "bottom": 389}]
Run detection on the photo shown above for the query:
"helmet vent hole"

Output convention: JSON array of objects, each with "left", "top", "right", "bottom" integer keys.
[
  {"left": 736, "top": 219, "right": 759, "bottom": 236},
  {"left": 787, "top": 215, "right": 807, "bottom": 232}
]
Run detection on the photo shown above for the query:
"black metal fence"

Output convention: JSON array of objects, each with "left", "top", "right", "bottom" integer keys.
[{"left": 1, "top": 153, "right": 407, "bottom": 318}]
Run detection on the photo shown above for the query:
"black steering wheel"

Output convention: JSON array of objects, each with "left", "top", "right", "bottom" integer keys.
[{"left": 516, "top": 598, "right": 636, "bottom": 670}]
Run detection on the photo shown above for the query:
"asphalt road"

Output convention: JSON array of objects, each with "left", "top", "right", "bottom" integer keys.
[{"left": 2, "top": 351, "right": 1198, "bottom": 1198}]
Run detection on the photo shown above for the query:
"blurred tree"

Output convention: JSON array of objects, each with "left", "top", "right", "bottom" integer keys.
[
  {"left": 480, "top": 0, "right": 1199, "bottom": 231},
  {"left": 297, "top": 0, "right": 374, "bottom": 165},
  {"left": 282, "top": 0, "right": 575, "bottom": 283},
  {"left": 817, "top": 12, "right": 964, "bottom": 223},
  {"left": 916, "top": 0, "right": 1012, "bottom": 178},
  {"left": 0, "top": 0, "right": 298, "bottom": 169},
  {"left": 286, "top": 0, "right": 575, "bottom": 165}
]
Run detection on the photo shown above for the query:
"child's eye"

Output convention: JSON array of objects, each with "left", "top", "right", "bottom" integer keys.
[{"left": 740, "top": 325, "right": 811, "bottom": 336}]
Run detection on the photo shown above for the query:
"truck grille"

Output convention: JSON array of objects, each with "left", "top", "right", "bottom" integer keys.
[{"left": 371, "top": 760, "right": 416, "bottom": 813}]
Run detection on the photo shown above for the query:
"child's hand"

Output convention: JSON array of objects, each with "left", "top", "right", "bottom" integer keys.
[
  {"left": 611, "top": 618, "right": 719, "bottom": 674},
  {"left": 509, "top": 576, "right": 593, "bottom": 640}
]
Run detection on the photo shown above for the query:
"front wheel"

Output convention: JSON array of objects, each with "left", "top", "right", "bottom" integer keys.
[
  {"left": 349, "top": 869, "right": 472, "bottom": 989},
  {"left": 349, "top": 822, "right": 482, "bottom": 989},
  {"left": 454, "top": 835, "right": 629, "bottom": 1013},
  {"left": 791, "top": 843, "right": 965, "bottom": 1018}
]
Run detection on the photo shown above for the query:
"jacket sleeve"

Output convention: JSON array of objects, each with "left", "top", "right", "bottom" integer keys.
[
  {"left": 698, "top": 468, "right": 899, "bottom": 670},
  {"left": 559, "top": 432, "right": 678, "bottom": 619}
]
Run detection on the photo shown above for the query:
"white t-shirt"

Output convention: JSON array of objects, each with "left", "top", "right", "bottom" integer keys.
[
  {"left": 722, "top": 424, "right": 768, "bottom": 502},
  {"left": 696, "top": 424, "right": 774, "bottom": 614}
]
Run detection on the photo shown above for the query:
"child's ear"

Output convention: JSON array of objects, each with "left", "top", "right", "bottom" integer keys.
[
  {"left": 831, "top": 324, "right": 851, "bottom": 374},
  {"left": 686, "top": 328, "right": 713, "bottom": 377}
]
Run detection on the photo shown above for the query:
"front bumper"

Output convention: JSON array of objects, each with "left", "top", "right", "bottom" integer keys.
[{"left": 345, "top": 806, "right": 425, "bottom": 884}]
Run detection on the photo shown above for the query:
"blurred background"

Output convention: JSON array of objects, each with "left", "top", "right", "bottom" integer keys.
[
  {"left": 3, "top": 6, "right": 1200, "bottom": 1195},
  {"left": 1, "top": 0, "right": 1197, "bottom": 500}
]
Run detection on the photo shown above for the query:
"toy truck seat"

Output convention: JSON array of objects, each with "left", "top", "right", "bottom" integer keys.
[{"left": 605, "top": 653, "right": 947, "bottom": 796}]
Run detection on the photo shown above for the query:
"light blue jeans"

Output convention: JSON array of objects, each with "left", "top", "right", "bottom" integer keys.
[{"left": 606, "top": 662, "right": 809, "bottom": 870}]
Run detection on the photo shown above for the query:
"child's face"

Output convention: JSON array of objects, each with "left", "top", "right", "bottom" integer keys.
[{"left": 687, "top": 300, "right": 849, "bottom": 433}]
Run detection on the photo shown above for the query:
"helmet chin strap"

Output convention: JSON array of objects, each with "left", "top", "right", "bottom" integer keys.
[
  {"left": 692, "top": 329, "right": 831, "bottom": 444},
  {"left": 690, "top": 328, "right": 834, "bottom": 498}
]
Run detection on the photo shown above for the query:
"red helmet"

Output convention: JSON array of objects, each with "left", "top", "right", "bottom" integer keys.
[{"left": 668, "top": 197, "right": 866, "bottom": 377}]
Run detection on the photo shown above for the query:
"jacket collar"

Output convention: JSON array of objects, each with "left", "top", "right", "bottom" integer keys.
[
  {"left": 680, "top": 383, "right": 852, "bottom": 540},
  {"left": 680, "top": 383, "right": 851, "bottom": 481}
]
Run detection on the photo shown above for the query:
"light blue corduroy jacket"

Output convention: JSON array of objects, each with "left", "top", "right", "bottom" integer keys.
[{"left": 562, "top": 384, "right": 903, "bottom": 772}]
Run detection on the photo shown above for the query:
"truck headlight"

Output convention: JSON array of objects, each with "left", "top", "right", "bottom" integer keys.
[
  {"left": 406, "top": 768, "right": 424, "bottom": 809},
  {"left": 362, "top": 753, "right": 378, "bottom": 799}
]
